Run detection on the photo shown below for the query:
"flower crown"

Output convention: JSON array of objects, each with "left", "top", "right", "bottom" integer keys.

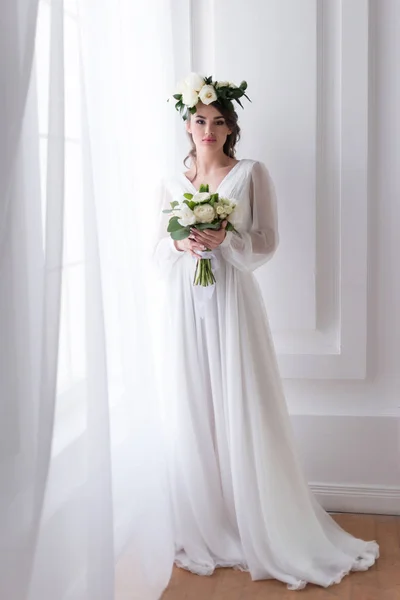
[{"left": 170, "top": 72, "right": 251, "bottom": 121}]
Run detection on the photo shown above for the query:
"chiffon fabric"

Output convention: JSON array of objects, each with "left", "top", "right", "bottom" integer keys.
[{"left": 152, "top": 158, "right": 379, "bottom": 591}]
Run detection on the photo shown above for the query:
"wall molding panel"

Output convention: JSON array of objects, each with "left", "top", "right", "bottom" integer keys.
[{"left": 182, "top": 0, "right": 370, "bottom": 380}]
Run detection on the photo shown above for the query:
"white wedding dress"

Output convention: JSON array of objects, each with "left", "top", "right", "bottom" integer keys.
[{"left": 152, "top": 159, "right": 379, "bottom": 590}]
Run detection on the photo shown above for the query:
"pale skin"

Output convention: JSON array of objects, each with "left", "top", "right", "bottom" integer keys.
[{"left": 174, "top": 102, "right": 239, "bottom": 258}]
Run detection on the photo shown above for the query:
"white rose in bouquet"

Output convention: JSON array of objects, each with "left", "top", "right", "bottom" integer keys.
[
  {"left": 192, "top": 191, "right": 211, "bottom": 204},
  {"left": 214, "top": 204, "right": 227, "bottom": 218},
  {"left": 175, "top": 203, "right": 196, "bottom": 226},
  {"left": 215, "top": 197, "right": 236, "bottom": 220},
  {"left": 199, "top": 85, "right": 218, "bottom": 105},
  {"left": 193, "top": 204, "right": 215, "bottom": 223}
]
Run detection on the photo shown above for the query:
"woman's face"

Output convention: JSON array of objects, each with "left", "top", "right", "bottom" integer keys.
[{"left": 186, "top": 103, "right": 232, "bottom": 153}]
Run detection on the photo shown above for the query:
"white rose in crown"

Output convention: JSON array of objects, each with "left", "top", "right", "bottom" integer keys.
[
  {"left": 192, "top": 191, "right": 211, "bottom": 204},
  {"left": 216, "top": 81, "right": 230, "bottom": 89},
  {"left": 181, "top": 86, "right": 199, "bottom": 108},
  {"left": 184, "top": 72, "right": 205, "bottom": 92},
  {"left": 193, "top": 204, "right": 216, "bottom": 223},
  {"left": 199, "top": 85, "right": 218, "bottom": 105},
  {"left": 175, "top": 203, "right": 196, "bottom": 227},
  {"left": 175, "top": 73, "right": 204, "bottom": 95}
]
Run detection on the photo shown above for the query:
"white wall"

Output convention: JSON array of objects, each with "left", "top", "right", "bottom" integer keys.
[
  {"left": 288, "top": 0, "right": 400, "bottom": 513},
  {"left": 173, "top": 0, "right": 400, "bottom": 513}
]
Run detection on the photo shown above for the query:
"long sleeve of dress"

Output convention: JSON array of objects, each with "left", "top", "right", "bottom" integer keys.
[
  {"left": 152, "top": 180, "right": 185, "bottom": 277},
  {"left": 219, "top": 161, "right": 279, "bottom": 272}
]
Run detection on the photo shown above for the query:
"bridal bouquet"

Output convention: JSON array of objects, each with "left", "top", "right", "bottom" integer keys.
[{"left": 162, "top": 184, "right": 238, "bottom": 286}]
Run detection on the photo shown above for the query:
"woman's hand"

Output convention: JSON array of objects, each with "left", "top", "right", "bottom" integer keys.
[
  {"left": 189, "top": 221, "right": 228, "bottom": 251},
  {"left": 174, "top": 237, "right": 208, "bottom": 258}
]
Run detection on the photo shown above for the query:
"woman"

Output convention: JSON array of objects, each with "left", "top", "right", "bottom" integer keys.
[{"left": 152, "top": 73, "right": 379, "bottom": 591}]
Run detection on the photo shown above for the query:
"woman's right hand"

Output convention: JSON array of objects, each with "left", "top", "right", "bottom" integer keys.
[{"left": 174, "top": 236, "right": 207, "bottom": 258}]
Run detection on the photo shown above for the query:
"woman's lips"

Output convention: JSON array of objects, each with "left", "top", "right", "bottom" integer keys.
[{"left": 203, "top": 138, "right": 216, "bottom": 142}]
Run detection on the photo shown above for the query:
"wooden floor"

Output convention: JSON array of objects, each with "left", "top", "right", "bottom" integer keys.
[
  {"left": 160, "top": 514, "right": 400, "bottom": 600},
  {"left": 115, "top": 513, "right": 400, "bottom": 599}
]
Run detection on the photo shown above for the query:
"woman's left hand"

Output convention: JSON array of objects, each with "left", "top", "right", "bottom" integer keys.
[{"left": 189, "top": 220, "right": 228, "bottom": 251}]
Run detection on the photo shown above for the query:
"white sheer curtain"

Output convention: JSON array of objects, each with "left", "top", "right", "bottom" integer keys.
[{"left": 1, "top": 1, "right": 176, "bottom": 599}]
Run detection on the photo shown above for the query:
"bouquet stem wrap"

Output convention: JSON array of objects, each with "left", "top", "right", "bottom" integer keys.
[
  {"left": 162, "top": 183, "right": 238, "bottom": 318},
  {"left": 192, "top": 250, "right": 220, "bottom": 318}
]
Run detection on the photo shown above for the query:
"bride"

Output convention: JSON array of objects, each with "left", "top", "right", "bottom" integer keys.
[{"left": 152, "top": 72, "right": 379, "bottom": 591}]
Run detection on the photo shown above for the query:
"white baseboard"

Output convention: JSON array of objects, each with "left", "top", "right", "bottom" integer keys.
[{"left": 310, "top": 483, "right": 400, "bottom": 516}]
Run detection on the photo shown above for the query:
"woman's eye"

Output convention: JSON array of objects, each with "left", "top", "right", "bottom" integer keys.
[
  {"left": 196, "top": 119, "right": 205, "bottom": 125},
  {"left": 216, "top": 121, "right": 225, "bottom": 126}
]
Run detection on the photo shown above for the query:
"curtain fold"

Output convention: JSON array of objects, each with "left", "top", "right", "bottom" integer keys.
[
  {"left": 78, "top": 1, "right": 176, "bottom": 597},
  {"left": 0, "top": 1, "right": 64, "bottom": 599},
  {"left": 0, "top": 0, "right": 40, "bottom": 244},
  {"left": 1, "top": 1, "right": 177, "bottom": 599}
]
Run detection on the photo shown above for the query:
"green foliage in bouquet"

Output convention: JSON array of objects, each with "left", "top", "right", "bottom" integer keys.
[
  {"left": 162, "top": 184, "right": 239, "bottom": 287},
  {"left": 162, "top": 184, "right": 237, "bottom": 241}
]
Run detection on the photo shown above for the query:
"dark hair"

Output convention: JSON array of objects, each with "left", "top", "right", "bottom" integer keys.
[{"left": 184, "top": 101, "right": 241, "bottom": 170}]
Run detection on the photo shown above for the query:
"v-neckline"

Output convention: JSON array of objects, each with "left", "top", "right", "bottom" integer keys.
[{"left": 181, "top": 160, "right": 243, "bottom": 194}]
